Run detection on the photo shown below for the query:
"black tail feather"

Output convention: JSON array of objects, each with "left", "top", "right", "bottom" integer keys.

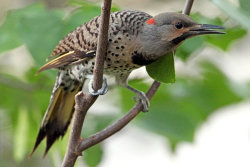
[{"left": 30, "top": 75, "right": 82, "bottom": 157}]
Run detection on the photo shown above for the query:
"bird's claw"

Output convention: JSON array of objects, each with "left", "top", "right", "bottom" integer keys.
[
  {"left": 88, "top": 76, "right": 108, "bottom": 96},
  {"left": 133, "top": 91, "right": 150, "bottom": 112}
]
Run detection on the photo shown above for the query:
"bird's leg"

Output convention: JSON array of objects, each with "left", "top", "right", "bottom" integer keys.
[
  {"left": 124, "top": 84, "right": 150, "bottom": 112},
  {"left": 85, "top": 75, "right": 108, "bottom": 96}
]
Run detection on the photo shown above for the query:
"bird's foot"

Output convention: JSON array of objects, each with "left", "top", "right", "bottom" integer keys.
[
  {"left": 87, "top": 75, "right": 108, "bottom": 96},
  {"left": 133, "top": 91, "right": 150, "bottom": 112}
]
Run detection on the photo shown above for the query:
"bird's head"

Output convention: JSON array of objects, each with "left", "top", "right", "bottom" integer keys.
[{"left": 139, "top": 12, "right": 224, "bottom": 56}]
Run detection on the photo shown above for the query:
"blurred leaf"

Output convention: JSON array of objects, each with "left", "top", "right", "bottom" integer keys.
[
  {"left": 80, "top": 114, "right": 116, "bottom": 166},
  {"left": 0, "top": 13, "right": 22, "bottom": 54},
  {"left": 191, "top": 13, "right": 223, "bottom": 26},
  {"left": 0, "top": 3, "right": 65, "bottom": 78},
  {"left": 205, "top": 27, "right": 247, "bottom": 51},
  {"left": 13, "top": 107, "right": 29, "bottom": 161},
  {"left": 66, "top": 0, "right": 101, "bottom": 32},
  {"left": 69, "top": 0, "right": 120, "bottom": 13},
  {"left": 15, "top": 4, "right": 65, "bottom": 67},
  {"left": 110, "top": 4, "right": 120, "bottom": 12},
  {"left": 177, "top": 36, "right": 204, "bottom": 60},
  {"left": 212, "top": 0, "right": 250, "bottom": 30},
  {"left": 0, "top": 70, "right": 53, "bottom": 157},
  {"left": 84, "top": 144, "right": 103, "bottom": 167},
  {"left": 146, "top": 54, "right": 175, "bottom": 83},
  {"left": 65, "top": 0, "right": 119, "bottom": 34},
  {"left": 239, "top": 0, "right": 250, "bottom": 12},
  {"left": 178, "top": 13, "right": 247, "bottom": 57},
  {"left": 122, "top": 61, "right": 242, "bottom": 149},
  {"left": 82, "top": 114, "right": 117, "bottom": 138}
]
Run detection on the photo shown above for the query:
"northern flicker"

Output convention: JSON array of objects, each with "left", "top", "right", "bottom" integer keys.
[{"left": 31, "top": 10, "right": 224, "bottom": 156}]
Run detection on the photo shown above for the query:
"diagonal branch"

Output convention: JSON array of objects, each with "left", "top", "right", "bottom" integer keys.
[{"left": 77, "top": 80, "right": 160, "bottom": 151}]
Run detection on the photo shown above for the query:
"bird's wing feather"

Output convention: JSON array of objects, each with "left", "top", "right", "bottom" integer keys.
[{"left": 38, "top": 50, "right": 96, "bottom": 73}]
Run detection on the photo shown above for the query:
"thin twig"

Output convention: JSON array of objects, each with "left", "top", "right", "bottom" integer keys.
[
  {"left": 183, "top": 0, "right": 194, "bottom": 15},
  {"left": 92, "top": 0, "right": 112, "bottom": 91}
]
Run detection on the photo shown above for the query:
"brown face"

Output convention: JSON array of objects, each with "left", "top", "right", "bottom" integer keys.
[
  {"left": 153, "top": 13, "right": 224, "bottom": 46},
  {"left": 170, "top": 21, "right": 225, "bottom": 45}
]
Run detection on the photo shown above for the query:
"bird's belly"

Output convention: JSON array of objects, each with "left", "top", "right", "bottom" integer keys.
[
  {"left": 61, "top": 49, "right": 142, "bottom": 85},
  {"left": 61, "top": 59, "right": 95, "bottom": 83}
]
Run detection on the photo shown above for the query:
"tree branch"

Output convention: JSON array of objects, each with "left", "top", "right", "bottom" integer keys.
[
  {"left": 92, "top": 0, "right": 112, "bottom": 91},
  {"left": 61, "top": 0, "right": 112, "bottom": 166},
  {"left": 61, "top": 0, "right": 194, "bottom": 166},
  {"left": 183, "top": 0, "right": 194, "bottom": 15},
  {"left": 78, "top": 80, "right": 160, "bottom": 151}
]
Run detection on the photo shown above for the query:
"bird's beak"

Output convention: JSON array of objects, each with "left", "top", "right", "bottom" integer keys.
[{"left": 189, "top": 24, "right": 225, "bottom": 35}]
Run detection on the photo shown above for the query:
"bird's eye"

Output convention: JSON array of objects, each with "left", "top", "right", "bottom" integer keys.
[{"left": 175, "top": 22, "right": 183, "bottom": 29}]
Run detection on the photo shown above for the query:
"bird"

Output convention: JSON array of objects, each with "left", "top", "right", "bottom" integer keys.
[{"left": 31, "top": 10, "right": 224, "bottom": 156}]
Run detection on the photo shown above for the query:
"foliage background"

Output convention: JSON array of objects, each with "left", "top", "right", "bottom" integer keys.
[{"left": 0, "top": 0, "right": 250, "bottom": 166}]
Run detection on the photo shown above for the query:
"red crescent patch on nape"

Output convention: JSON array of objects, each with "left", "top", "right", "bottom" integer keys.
[{"left": 146, "top": 18, "right": 156, "bottom": 25}]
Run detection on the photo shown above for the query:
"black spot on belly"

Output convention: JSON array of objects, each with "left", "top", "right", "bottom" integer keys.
[{"left": 132, "top": 53, "right": 155, "bottom": 66}]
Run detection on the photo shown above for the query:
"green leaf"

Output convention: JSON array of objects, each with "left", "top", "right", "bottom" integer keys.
[
  {"left": 146, "top": 54, "right": 175, "bottom": 83},
  {"left": 68, "top": 0, "right": 120, "bottom": 12},
  {"left": 15, "top": 4, "right": 65, "bottom": 67},
  {"left": 84, "top": 144, "right": 103, "bottom": 167},
  {"left": 13, "top": 107, "right": 29, "bottom": 161},
  {"left": 82, "top": 114, "right": 117, "bottom": 138},
  {"left": 212, "top": 0, "right": 250, "bottom": 30},
  {"left": 122, "top": 61, "right": 243, "bottom": 150},
  {"left": 143, "top": 62, "right": 242, "bottom": 148},
  {"left": 205, "top": 27, "right": 247, "bottom": 51},
  {"left": 239, "top": 0, "right": 250, "bottom": 12},
  {"left": 177, "top": 36, "right": 204, "bottom": 60},
  {"left": 66, "top": 0, "right": 101, "bottom": 31},
  {"left": 0, "top": 3, "right": 65, "bottom": 68},
  {"left": 0, "top": 11, "right": 22, "bottom": 54},
  {"left": 191, "top": 13, "right": 223, "bottom": 26}
]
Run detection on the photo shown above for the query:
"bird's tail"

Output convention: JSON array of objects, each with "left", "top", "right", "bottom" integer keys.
[{"left": 30, "top": 74, "right": 82, "bottom": 157}]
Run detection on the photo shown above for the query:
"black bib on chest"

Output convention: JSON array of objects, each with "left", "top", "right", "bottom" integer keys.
[{"left": 132, "top": 52, "right": 155, "bottom": 66}]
